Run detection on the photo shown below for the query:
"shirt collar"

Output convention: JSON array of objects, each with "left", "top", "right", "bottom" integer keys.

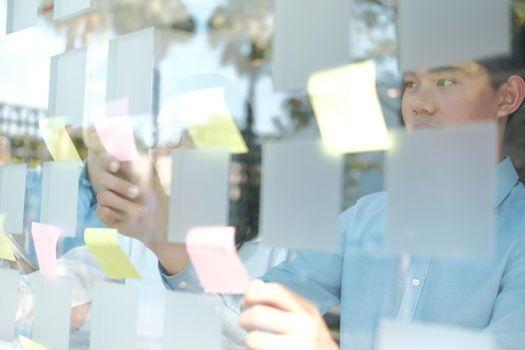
[{"left": 495, "top": 157, "right": 519, "bottom": 207}]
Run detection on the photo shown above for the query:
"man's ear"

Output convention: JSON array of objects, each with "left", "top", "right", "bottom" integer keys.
[{"left": 497, "top": 75, "right": 525, "bottom": 118}]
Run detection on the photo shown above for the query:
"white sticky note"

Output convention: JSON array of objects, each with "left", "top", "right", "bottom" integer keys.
[
  {"left": 0, "top": 164, "right": 26, "bottom": 234},
  {"left": 6, "top": 0, "right": 38, "bottom": 34},
  {"left": 385, "top": 123, "right": 497, "bottom": 260},
  {"left": 106, "top": 27, "right": 155, "bottom": 116},
  {"left": 53, "top": 0, "right": 94, "bottom": 20},
  {"left": 48, "top": 47, "right": 87, "bottom": 126},
  {"left": 378, "top": 319, "right": 494, "bottom": 350},
  {"left": 398, "top": 0, "right": 511, "bottom": 72},
  {"left": 168, "top": 149, "right": 230, "bottom": 242},
  {"left": 273, "top": 0, "right": 350, "bottom": 92},
  {"left": 90, "top": 281, "right": 138, "bottom": 350},
  {"left": 164, "top": 292, "right": 221, "bottom": 350},
  {"left": 0, "top": 269, "right": 19, "bottom": 341},
  {"left": 32, "top": 275, "right": 72, "bottom": 350},
  {"left": 260, "top": 141, "right": 343, "bottom": 251},
  {"left": 40, "top": 161, "right": 81, "bottom": 237}
]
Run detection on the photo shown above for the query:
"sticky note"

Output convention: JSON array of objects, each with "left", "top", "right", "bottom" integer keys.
[
  {"left": 94, "top": 116, "right": 139, "bottom": 162},
  {"left": 186, "top": 226, "right": 250, "bottom": 294},
  {"left": 6, "top": 0, "right": 38, "bottom": 34},
  {"left": 378, "top": 319, "right": 494, "bottom": 350},
  {"left": 106, "top": 27, "right": 155, "bottom": 116},
  {"left": 176, "top": 88, "right": 248, "bottom": 154},
  {"left": 398, "top": 0, "right": 511, "bottom": 72},
  {"left": 308, "top": 61, "right": 390, "bottom": 153},
  {"left": 19, "top": 336, "right": 48, "bottom": 350},
  {"left": 53, "top": 0, "right": 94, "bottom": 20},
  {"left": 31, "top": 222, "right": 61, "bottom": 275},
  {"left": 39, "top": 118, "right": 82, "bottom": 163},
  {"left": 40, "top": 160, "right": 81, "bottom": 237},
  {"left": 385, "top": 122, "right": 497, "bottom": 260},
  {"left": 84, "top": 228, "right": 141, "bottom": 279},
  {"left": 105, "top": 97, "right": 129, "bottom": 118},
  {"left": 90, "top": 281, "right": 138, "bottom": 350},
  {"left": 0, "top": 269, "right": 19, "bottom": 341},
  {"left": 0, "top": 164, "right": 26, "bottom": 234},
  {"left": 168, "top": 149, "right": 230, "bottom": 242},
  {"left": 260, "top": 141, "right": 343, "bottom": 251},
  {"left": 273, "top": 0, "right": 350, "bottom": 91},
  {"left": 0, "top": 213, "right": 16, "bottom": 262},
  {"left": 164, "top": 291, "right": 221, "bottom": 349},
  {"left": 32, "top": 275, "right": 72, "bottom": 350},
  {"left": 47, "top": 47, "right": 87, "bottom": 127}
]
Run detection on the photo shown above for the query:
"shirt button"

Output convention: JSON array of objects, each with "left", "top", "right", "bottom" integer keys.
[
  {"left": 412, "top": 278, "right": 420, "bottom": 287},
  {"left": 178, "top": 281, "right": 187, "bottom": 289}
]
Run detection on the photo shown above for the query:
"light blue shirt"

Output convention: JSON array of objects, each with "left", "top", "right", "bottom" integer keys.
[{"left": 261, "top": 157, "right": 525, "bottom": 350}]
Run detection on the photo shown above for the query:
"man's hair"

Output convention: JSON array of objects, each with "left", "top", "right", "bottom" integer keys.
[{"left": 477, "top": 11, "right": 525, "bottom": 121}]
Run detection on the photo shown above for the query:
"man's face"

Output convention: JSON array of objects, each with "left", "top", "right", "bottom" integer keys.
[{"left": 401, "top": 63, "right": 501, "bottom": 129}]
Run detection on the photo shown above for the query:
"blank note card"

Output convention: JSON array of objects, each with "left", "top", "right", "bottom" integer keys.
[
  {"left": 385, "top": 122, "right": 497, "bottom": 260},
  {"left": 378, "top": 319, "right": 494, "bottom": 350},
  {"left": 398, "top": 0, "right": 511, "bottom": 72},
  {"left": 6, "top": 0, "right": 38, "bottom": 34},
  {"left": 167, "top": 148, "right": 230, "bottom": 243},
  {"left": 186, "top": 226, "right": 251, "bottom": 294},
  {"left": 90, "top": 281, "right": 138, "bottom": 350},
  {"left": 40, "top": 160, "right": 81, "bottom": 237},
  {"left": 260, "top": 141, "right": 343, "bottom": 251},
  {"left": 48, "top": 47, "right": 87, "bottom": 126},
  {"left": 273, "top": 0, "right": 350, "bottom": 91},
  {"left": 0, "top": 164, "right": 27, "bottom": 234},
  {"left": 164, "top": 292, "right": 221, "bottom": 350},
  {"left": 32, "top": 275, "right": 72, "bottom": 350},
  {"left": 53, "top": 0, "right": 94, "bottom": 20},
  {"left": 106, "top": 27, "right": 155, "bottom": 116},
  {"left": 0, "top": 269, "right": 19, "bottom": 341}
]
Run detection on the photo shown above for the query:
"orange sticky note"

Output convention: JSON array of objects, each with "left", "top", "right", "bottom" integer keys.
[
  {"left": 0, "top": 213, "right": 16, "bottom": 261},
  {"left": 31, "top": 222, "right": 61, "bottom": 275},
  {"left": 19, "top": 335, "right": 48, "bottom": 350},
  {"left": 186, "top": 226, "right": 250, "bottom": 294},
  {"left": 84, "top": 228, "right": 141, "bottom": 279}
]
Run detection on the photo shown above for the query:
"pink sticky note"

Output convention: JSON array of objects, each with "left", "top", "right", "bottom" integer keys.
[
  {"left": 186, "top": 226, "right": 251, "bottom": 294},
  {"left": 95, "top": 115, "right": 139, "bottom": 162},
  {"left": 105, "top": 98, "right": 129, "bottom": 119},
  {"left": 31, "top": 222, "right": 61, "bottom": 276}
]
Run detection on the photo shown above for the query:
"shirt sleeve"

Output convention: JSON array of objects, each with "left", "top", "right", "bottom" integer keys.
[
  {"left": 484, "top": 237, "right": 525, "bottom": 350},
  {"left": 159, "top": 261, "right": 204, "bottom": 293},
  {"left": 260, "top": 207, "right": 355, "bottom": 314}
]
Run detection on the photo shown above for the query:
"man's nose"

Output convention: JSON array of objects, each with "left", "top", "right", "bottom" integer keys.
[{"left": 412, "top": 90, "right": 437, "bottom": 115}]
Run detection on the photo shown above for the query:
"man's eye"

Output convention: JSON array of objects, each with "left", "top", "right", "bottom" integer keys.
[
  {"left": 436, "top": 78, "right": 455, "bottom": 87},
  {"left": 403, "top": 80, "right": 416, "bottom": 89}
]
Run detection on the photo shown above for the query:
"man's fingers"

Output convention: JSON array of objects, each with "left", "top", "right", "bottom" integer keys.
[
  {"left": 97, "top": 191, "right": 146, "bottom": 218},
  {"left": 245, "top": 331, "right": 300, "bottom": 350},
  {"left": 239, "top": 305, "right": 307, "bottom": 335},
  {"left": 97, "top": 151, "right": 120, "bottom": 174},
  {"left": 95, "top": 205, "right": 124, "bottom": 228},
  {"left": 93, "top": 167, "right": 139, "bottom": 199},
  {"left": 243, "top": 281, "right": 318, "bottom": 315}
]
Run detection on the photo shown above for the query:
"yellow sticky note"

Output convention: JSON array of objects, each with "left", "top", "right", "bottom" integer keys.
[
  {"left": 84, "top": 228, "right": 141, "bottom": 279},
  {"left": 39, "top": 117, "right": 82, "bottom": 163},
  {"left": 0, "top": 213, "right": 15, "bottom": 262},
  {"left": 308, "top": 61, "right": 390, "bottom": 154},
  {"left": 19, "top": 335, "right": 48, "bottom": 350},
  {"left": 177, "top": 88, "right": 248, "bottom": 154}
]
